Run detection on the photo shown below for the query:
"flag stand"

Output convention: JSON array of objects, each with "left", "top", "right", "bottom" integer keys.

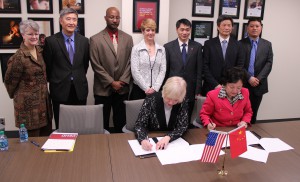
[{"left": 218, "top": 134, "right": 229, "bottom": 176}]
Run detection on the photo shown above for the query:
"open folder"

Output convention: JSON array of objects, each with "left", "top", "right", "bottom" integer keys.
[
  {"left": 41, "top": 132, "right": 78, "bottom": 152},
  {"left": 128, "top": 137, "right": 189, "bottom": 158}
]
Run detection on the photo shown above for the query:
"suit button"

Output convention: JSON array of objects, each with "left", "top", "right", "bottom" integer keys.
[{"left": 231, "top": 112, "right": 233, "bottom": 115}]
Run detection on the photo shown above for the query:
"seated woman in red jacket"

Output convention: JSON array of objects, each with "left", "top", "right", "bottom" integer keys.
[{"left": 200, "top": 67, "right": 253, "bottom": 130}]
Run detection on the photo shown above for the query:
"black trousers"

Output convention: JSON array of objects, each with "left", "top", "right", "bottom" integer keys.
[
  {"left": 52, "top": 83, "right": 86, "bottom": 129},
  {"left": 129, "top": 84, "right": 146, "bottom": 100},
  {"left": 94, "top": 93, "right": 128, "bottom": 133},
  {"left": 248, "top": 89, "right": 263, "bottom": 124}
]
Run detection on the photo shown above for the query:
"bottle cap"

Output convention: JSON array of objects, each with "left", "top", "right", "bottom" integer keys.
[
  {"left": 0, "top": 131, "right": 4, "bottom": 135},
  {"left": 20, "top": 124, "right": 25, "bottom": 128}
]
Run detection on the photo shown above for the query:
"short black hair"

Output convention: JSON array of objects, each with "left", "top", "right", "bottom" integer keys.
[
  {"left": 217, "top": 15, "right": 233, "bottom": 27},
  {"left": 247, "top": 17, "right": 263, "bottom": 26},
  {"left": 176, "top": 19, "right": 192, "bottom": 29},
  {"left": 221, "top": 67, "right": 246, "bottom": 85}
]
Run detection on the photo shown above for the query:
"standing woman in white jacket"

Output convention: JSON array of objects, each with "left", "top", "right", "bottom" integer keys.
[{"left": 130, "top": 18, "right": 166, "bottom": 100}]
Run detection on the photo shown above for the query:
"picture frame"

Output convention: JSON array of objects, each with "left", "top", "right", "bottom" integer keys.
[
  {"left": 192, "top": 0, "right": 215, "bottom": 17},
  {"left": 219, "top": 0, "right": 241, "bottom": 19},
  {"left": 0, "top": 18, "right": 23, "bottom": 49},
  {"left": 0, "top": 0, "right": 21, "bottom": 14},
  {"left": 231, "top": 22, "right": 239, "bottom": 40},
  {"left": 26, "top": 0, "right": 53, "bottom": 14},
  {"left": 29, "top": 18, "right": 54, "bottom": 37},
  {"left": 133, "top": 0, "right": 160, "bottom": 33},
  {"left": 242, "top": 22, "right": 262, "bottom": 39},
  {"left": 244, "top": 0, "right": 265, "bottom": 19},
  {"left": 0, "top": 53, "right": 14, "bottom": 82},
  {"left": 60, "top": 18, "right": 85, "bottom": 36},
  {"left": 191, "top": 21, "right": 213, "bottom": 46},
  {"left": 59, "top": 0, "right": 84, "bottom": 14}
]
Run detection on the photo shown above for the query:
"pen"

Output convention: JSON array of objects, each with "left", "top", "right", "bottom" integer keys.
[{"left": 30, "top": 140, "right": 40, "bottom": 147}]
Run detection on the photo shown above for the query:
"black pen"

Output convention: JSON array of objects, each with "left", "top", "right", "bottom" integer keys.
[{"left": 30, "top": 140, "right": 40, "bottom": 147}]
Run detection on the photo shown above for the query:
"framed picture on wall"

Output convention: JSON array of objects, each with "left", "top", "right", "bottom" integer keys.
[
  {"left": 192, "top": 0, "right": 215, "bottom": 17},
  {"left": 0, "top": 0, "right": 21, "bottom": 14},
  {"left": 133, "top": 0, "right": 160, "bottom": 33},
  {"left": 219, "top": 0, "right": 241, "bottom": 19},
  {"left": 26, "top": 0, "right": 53, "bottom": 14},
  {"left": 242, "top": 22, "right": 262, "bottom": 39},
  {"left": 231, "top": 22, "right": 239, "bottom": 40},
  {"left": 60, "top": 18, "right": 85, "bottom": 36},
  {"left": 244, "top": 0, "right": 265, "bottom": 19},
  {"left": 191, "top": 21, "right": 213, "bottom": 46},
  {"left": 0, "top": 53, "right": 14, "bottom": 82},
  {"left": 0, "top": 18, "right": 23, "bottom": 49},
  {"left": 59, "top": 0, "right": 84, "bottom": 14}
]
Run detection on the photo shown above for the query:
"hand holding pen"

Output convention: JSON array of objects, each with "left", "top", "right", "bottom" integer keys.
[
  {"left": 207, "top": 118, "right": 216, "bottom": 130},
  {"left": 141, "top": 136, "right": 153, "bottom": 151}
]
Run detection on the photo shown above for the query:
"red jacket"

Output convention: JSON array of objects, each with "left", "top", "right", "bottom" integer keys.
[{"left": 200, "top": 88, "right": 253, "bottom": 127}]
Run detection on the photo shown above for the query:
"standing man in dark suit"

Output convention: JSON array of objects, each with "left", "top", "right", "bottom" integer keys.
[
  {"left": 90, "top": 7, "right": 133, "bottom": 133},
  {"left": 240, "top": 18, "right": 273, "bottom": 124},
  {"left": 164, "top": 19, "right": 203, "bottom": 123},
  {"left": 43, "top": 8, "right": 89, "bottom": 129},
  {"left": 202, "top": 15, "right": 244, "bottom": 96}
]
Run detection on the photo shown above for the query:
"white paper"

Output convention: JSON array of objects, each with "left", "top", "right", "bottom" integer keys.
[
  {"left": 222, "top": 130, "right": 260, "bottom": 148},
  {"left": 41, "top": 132, "right": 78, "bottom": 151},
  {"left": 259, "top": 138, "right": 294, "bottom": 153},
  {"left": 128, "top": 137, "right": 189, "bottom": 156},
  {"left": 239, "top": 146, "right": 269, "bottom": 163},
  {"left": 156, "top": 144, "right": 225, "bottom": 165}
]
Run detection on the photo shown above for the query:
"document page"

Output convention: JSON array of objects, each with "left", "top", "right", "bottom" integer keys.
[{"left": 259, "top": 138, "right": 294, "bottom": 153}]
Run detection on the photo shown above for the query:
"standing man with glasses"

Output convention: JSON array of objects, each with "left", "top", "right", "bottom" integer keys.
[
  {"left": 90, "top": 7, "right": 133, "bottom": 133},
  {"left": 43, "top": 8, "right": 89, "bottom": 129},
  {"left": 164, "top": 19, "right": 203, "bottom": 124},
  {"left": 240, "top": 18, "right": 273, "bottom": 124},
  {"left": 202, "top": 15, "right": 244, "bottom": 96}
]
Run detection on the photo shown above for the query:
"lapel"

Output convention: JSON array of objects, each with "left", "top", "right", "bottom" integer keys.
[
  {"left": 219, "top": 96, "right": 242, "bottom": 112},
  {"left": 173, "top": 39, "right": 184, "bottom": 67},
  {"left": 56, "top": 33, "right": 72, "bottom": 65},
  {"left": 155, "top": 94, "right": 168, "bottom": 129},
  {"left": 103, "top": 30, "right": 117, "bottom": 58},
  {"left": 245, "top": 38, "right": 252, "bottom": 68},
  {"left": 186, "top": 40, "right": 194, "bottom": 65},
  {"left": 213, "top": 37, "right": 224, "bottom": 62},
  {"left": 20, "top": 43, "right": 42, "bottom": 66},
  {"left": 73, "top": 33, "right": 80, "bottom": 66},
  {"left": 167, "top": 104, "right": 180, "bottom": 129}
]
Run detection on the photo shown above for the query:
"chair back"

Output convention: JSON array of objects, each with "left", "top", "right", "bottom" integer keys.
[
  {"left": 123, "top": 99, "right": 144, "bottom": 132},
  {"left": 191, "top": 96, "right": 206, "bottom": 126},
  {"left": 59, "top": 104, "right": 104, "bottom": 134}
]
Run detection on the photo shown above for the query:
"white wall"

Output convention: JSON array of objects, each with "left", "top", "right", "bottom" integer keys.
[{"left": 1, "top": 0, "right": 299, "bottom": 131}]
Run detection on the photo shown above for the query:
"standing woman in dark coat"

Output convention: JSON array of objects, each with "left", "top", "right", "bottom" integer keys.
[{"left": 5, "top": 19, "right": 53, "bottom": 136}]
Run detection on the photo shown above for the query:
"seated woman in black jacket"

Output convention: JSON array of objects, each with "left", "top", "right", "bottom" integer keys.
[{"left": 135, "top": 76, "right": 189, "bottom": 151}]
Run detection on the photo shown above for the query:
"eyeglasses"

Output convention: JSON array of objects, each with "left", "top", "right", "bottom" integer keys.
[
  {"left": 107, "top": 16, "right": 121, "bottom": 20},
  {"left": 25, "top": 33, "right": 39, "bottom": 37}
]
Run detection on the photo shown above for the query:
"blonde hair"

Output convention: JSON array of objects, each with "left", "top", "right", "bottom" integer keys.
[
  {"left": 140, "top": 18, "right": 156, "bottom": 31},
  {"left": 162, "top": 77, "right": 187, "bottom": 103}
]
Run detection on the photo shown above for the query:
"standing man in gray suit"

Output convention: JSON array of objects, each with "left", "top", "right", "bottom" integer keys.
[
  {"left": 240, "top": 18, "right": 273, "bottom": 124},
  {"left": 164, "top": 19, "right": 203, "bottom": 123},
  {"left": 90, "top": 7, "right": 133, "bottom": 133},
  {"left": 43, "top": 8, "right": 89, "bottom": 129}
]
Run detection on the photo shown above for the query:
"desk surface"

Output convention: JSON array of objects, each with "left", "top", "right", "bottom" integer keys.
[{"left": 1, "top": 122, "right": 300, "bottom": 182}]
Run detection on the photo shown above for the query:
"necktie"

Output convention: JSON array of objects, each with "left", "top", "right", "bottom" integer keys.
[
  {"left": 113, "top": 34, "right": 118, "bottom": 53},
  {"left": 67, "top": 38, "right": 74, "bottom": 64},
  {"left": 248, "top": 40, "right": 257, "bottom": 76},
  {"left": 221, "top": 40, "right": 227, "bottom": 60},
  {"left": 182, "top": 43, "right": 187, "bottom": 65}
]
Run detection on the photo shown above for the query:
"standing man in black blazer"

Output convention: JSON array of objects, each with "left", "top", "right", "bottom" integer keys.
[
  {"left": 240, "top": 18, "right": 273, "bottom": 124},
  {"left": 164, "top": 19, "right": 203, "bottom": 123},
  {"left": 202, "top": 15, "right": 244, "bottom": 96},
  {"left": 43, "top": 8, "right": 89, "bottom": 129}
]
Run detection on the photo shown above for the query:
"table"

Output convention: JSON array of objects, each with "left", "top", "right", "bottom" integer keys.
[
  {"left": 1, "top": 121, "right": 300, "bottom": 182},
  {"left": 0, "top": 134, "right": 113, "bottom": 182}
]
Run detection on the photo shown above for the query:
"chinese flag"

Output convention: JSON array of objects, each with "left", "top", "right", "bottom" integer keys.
[{"left": 229, "top": 126, "right": 247, "bottom": 158}]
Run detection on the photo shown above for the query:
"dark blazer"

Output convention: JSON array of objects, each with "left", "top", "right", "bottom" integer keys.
[
  {"left": 164, "top": 39, "right": 202, "bottom": 101},
  {"left": 135, "top": 92, "right": 189, "bottom": 143},
  {"left": 202, "top": 36, "right": 244, "bottom": 96},
  {"left": 239, "top": 38, "right": 273, "bottom": 96},
  {"left": 43, "top": 32, "right": 89, "bottom": 102}
]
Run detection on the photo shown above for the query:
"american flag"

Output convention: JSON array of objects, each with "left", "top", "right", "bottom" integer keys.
[{"left": 200, "top": 131, "right": 226, "bottom": 163}]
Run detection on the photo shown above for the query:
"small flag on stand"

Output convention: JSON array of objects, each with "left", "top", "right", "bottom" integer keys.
[
  {"left": 200, "top": 130, "right": 226, "bottom": 163},
  {"left": 229, "top": 125, "right": 247, "bottom": 158}
]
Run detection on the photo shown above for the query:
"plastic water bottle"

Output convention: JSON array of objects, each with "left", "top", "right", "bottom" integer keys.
[
  {"left": 19, "top": 124, "right": 28, "bottom": 142},
  {"left": 0, "top": 130, "right": 8, "bottom": 151}
]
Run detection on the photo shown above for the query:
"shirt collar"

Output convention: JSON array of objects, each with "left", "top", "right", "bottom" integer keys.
[
  {"left": 106, "top": 28, "right": 118, "bottom": 37},
  {"left": 249, "top": 37, "right": 259, "bottom": 44},
  {"left": 137, "top": 39, "right": 163, "bottom": 51},
  {"left": 178, "top": 38, "right": 189, "bottom": 47},
  {"left": 218, "top": 86, "right": 244, "bottom": 105},
  {"left": 219, "top": 35, "right": 229, "bottom": 44},
  {"left": 62, "top": 32, "right": 75, "bottom": 42}
]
